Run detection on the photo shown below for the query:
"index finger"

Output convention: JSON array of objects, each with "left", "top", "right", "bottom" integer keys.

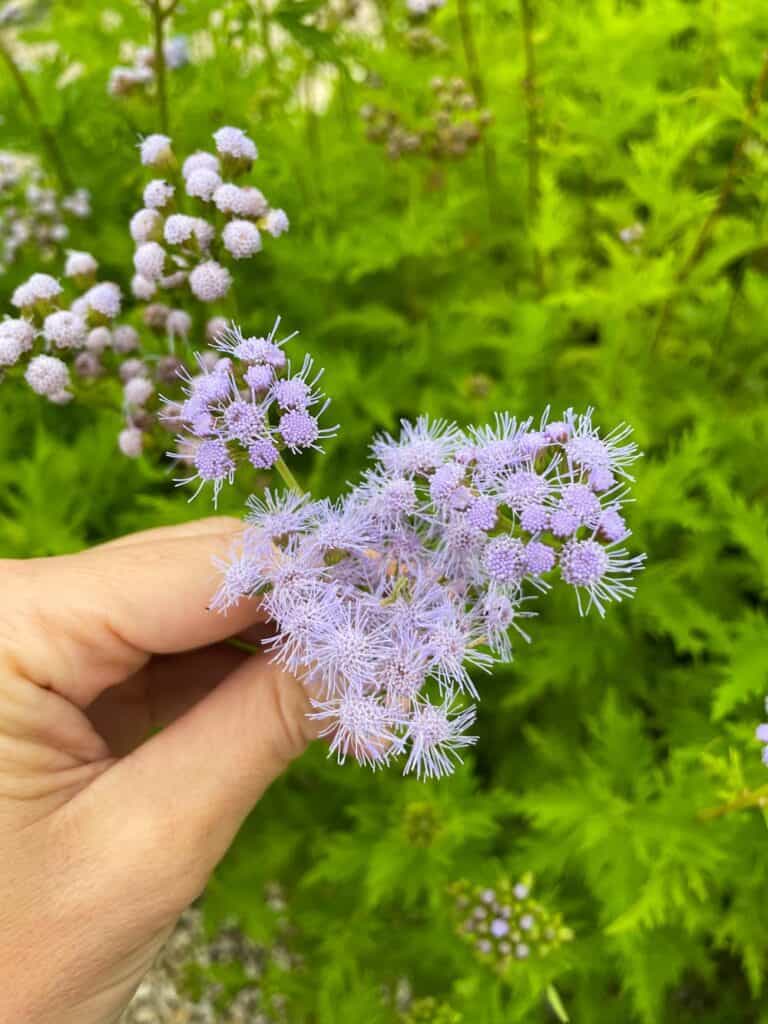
[{"left": 1, "top": 520, "right": 263, "bottom": 707}]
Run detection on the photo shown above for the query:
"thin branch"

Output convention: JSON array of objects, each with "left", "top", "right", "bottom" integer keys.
[
  {"left": 149, "top": 0, "right": 170, "bottom": 135},
  {"left": 456, "top": 0, "right": 499, "bottom": 220},
  {"left": 698, "top": 783, "right": 768, "bottom": 822},
  {"left": 519, "top": 0, "right": 544, "bottom": 293},
  {"left": 0, "top": 32, "right": 72, "bottom": 191},
  {"left": 652, "top": 48, "right": 768, "bottom": 349}
]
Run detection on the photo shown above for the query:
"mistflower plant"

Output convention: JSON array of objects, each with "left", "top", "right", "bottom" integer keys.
[
  {"left": 0, "top": 125, "right": 289, "bottom": 455},
  {"left": 207, "top": 377, "right": 646, "bottom": 778},
  {"left": 448, "top": 874, "right": 573, "bottom": 968},
  {"left": 0, "top": 151, "right": 90, "bottom": 272}
]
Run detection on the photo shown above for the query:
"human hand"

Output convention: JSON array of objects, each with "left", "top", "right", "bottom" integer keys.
[{"left": 0, "top": 519, "right": 316, "bottom": 1024}]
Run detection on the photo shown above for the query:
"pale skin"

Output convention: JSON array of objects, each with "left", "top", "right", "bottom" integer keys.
[{"left": 0, "top": 518, "right": 317, "bottom": 1024}]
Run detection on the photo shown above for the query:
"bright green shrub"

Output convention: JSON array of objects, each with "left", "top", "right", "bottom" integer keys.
[{"left": 2, "top": 0, "right": 768, "bottom": 1020}]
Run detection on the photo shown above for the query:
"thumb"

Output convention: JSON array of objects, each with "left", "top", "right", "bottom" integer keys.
[{"left": 76, "top": 653, "right": 318, "bottom": 915}]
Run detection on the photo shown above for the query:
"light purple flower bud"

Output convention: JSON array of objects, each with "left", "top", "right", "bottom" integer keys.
[
  {"left": 245, "top": 363, "right": 273, "bottom": 392},
  {"left": 279, "top": 409, "right": 320, "bottom": 450},
  {"left": 483, "top": 535, "right": 527, "bottom": 585},
  {"left": 465, "top": 496, "right": 497, "bottom": 532},
  {"left": 248, "top": 438, "right": 279, "bottom": 469},
  {"left": 525, "top": 541, "right": 556, "bottom": 577},
  {"left": 118, "top": 427, "right": 144, "bottom": 458}
]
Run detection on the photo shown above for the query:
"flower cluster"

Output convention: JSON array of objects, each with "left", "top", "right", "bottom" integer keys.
[
  {"left": 0, "top": 126, "right": 288, "bottom": 461},
  {"left": 361, "top": 76, "right": 491, "bottom": 161},
  {"left": 167, "top": 319, "right": 336, "bottom": 503},
  {"left": 131, "top": 127, "right": 288, "bottom": 305},
  {"left": 108, "top": 35, "right": 189, "bottom": 97},
  {"left": 211, "top": 405, "right": 645, "bottom": 776},
  {"left": 448, "top": 875, "right": 573, "bottom": 969},
  {"left": 0, "top": 151, "right": 89, "bottom": 272}
]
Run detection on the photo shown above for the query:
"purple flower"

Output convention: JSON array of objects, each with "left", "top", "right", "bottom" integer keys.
[
  {"left": 482, "top": 535, "right": 527, "bottom": 586},
  {"left": 429, "top": 462, "right": 466, "bottom": 506},
  {"left": 564, "top": 407, "right": 640, "bottom": 481},
  {"left": 279, "top": 409, "right": 320, "bottom": 450},
  {"left": 309, "top": 690, "right": 404, "bottom": 768},
  {"left": 248, "top": 438, "right": 279, "bottom": 469},
  {"left": 172, "top": 437, "right": 235, "bottom": 505},
  {"left": 404, "top": 697, "right": 477, "bottom": 780},
  {"left": 465, "top": 495, "right": 497, "bottom": 532},
  {"left": 246, "top": 489, "right": 317, "bottom": 541},
  {"left": 524, "top": 541, "right": 556, "bottom": 577},
  {"left": 560, "top": 538, "right": 645, "bottom": 616}
]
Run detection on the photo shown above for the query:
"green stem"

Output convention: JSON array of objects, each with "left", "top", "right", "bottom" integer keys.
[
  {"left": 698, "top": 784, "right": 768, "bottom": 822},
  {"left": 257, "top": 0, "right": 278, "bottom": 87},
  {"left": 456, "top": 0, "right": 499, "bottom": 220},
  {"left": 148, "top": 0, "right": 170, "bottom": 135},
  {"left": 225, "top": 637, "right": 260, "bottom": 655},
  {"left": 651, "top": 47, "right": 768, "bottom": 351},
  {"left": 0, "top": 33, "right": 73, "bottom": 191},
  {"left": 518, "top": 0, "right": 545, "bottom": 292},
  {"left": 275, "top": 455, "right": 304, "bottom": 495}
]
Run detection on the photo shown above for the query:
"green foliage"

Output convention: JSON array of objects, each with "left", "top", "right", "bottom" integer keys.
[{"left": 2, "top": 0, "right": 768, "bottom": 1019}]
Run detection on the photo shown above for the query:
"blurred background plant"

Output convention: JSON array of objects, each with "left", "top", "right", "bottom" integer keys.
[{"left": 2, "top": 0, "right": 768, "bottom": 1021}]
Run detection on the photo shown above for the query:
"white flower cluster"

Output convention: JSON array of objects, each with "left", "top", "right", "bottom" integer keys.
[
  {"left": 130, "top": 127, "right": 289, "bottom": 304},
  {"left": 108, "top": 35, "right": 189, "bottom": 97},
  {"left": 0, "top": 151, "right": 90, "bottom": 272}
]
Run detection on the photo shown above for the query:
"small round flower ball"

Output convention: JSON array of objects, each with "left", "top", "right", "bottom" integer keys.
[
  {"left": 185, "top": 168, "right": 221, "bottom": 202},
  {"left": 264, "top": 208, "right": 289, "bottom": 237},
  {"left": 124, "top": 376, "right": 154, "bottom": 407},
  {"left": 25, "top": 353, "right": 70, "bottom": 396},
  {"left": 248, "top": 437, "right": 279, "bottom": 469},
  {"left": 0, "top": 318, "right": 35, "bottom": 366},
  {"left": 134, "top": 241, "right": 166, "bottom": 280},
  {"left": 85, "top": 326, "right": 112, "bottom": 354},
  {"left": 86, "top": 282, "right": 122, "bottom": 320},
  {"left": 213, "top": 126, "right": 258, "bottom": 163},
  {"left": 245, "top": 363, "right": 273, "bottom": 392},
  {"left": 112, "top": 324, "right": 140, "bottom": 354},
  {"left": 213, "top": 183, "right": 242, "bottom": 215},
  {"left": 64, "top": 250, "right": 97, "bottom": 279},
  {"left": 11, "top": 273, "right": 62, "bottom": 309},
  {"left": 130, "top": 208, "right": 162, "bottom": 244},
  {"left": 192, "top": 218, "right": 214, "bottom": 249},
  {"left": 74, "top": 352, "right": 103, "bottom": 378},
  {"left": 144, "top": 303, "right": 170, "bottom": 330},
  {"left": 119, "top": 357, "right": 149, "bottom": 382},
  {"left": 118, "top": 426, "right": 144, "bottom": 458},
  {"left": 131, "top": 274, "right": 156, "bottom": 301},
  {"left": 189, "top": 260, "right": 231, "bottom": 302},
  {"left": 206, "top": 316, "right": 228, "bottom": 342},
  {"left": 213, "top": 184, "right": 267, "bottom": 218},
  {"left": 167, "top": 309, "right": 192, "bottom": 339},
  {"left": 279, "top": 409, "right": 319, "bottom": 450},
  {"left": 43, "top": 310, "right": 87, "bottom": 350},
  {"left": 163, "top": 213, "right": 196, "bottom": 246},
  {"left": 156, "top": 354, "right": 183, "bottom": 383},
  {"left": 222, "top": 219, "right": 262, "bottom": 259},
  {"left": 182, "top": 151, "right": 219, "bottom": 179},
  {"left": 143, "top": 179, "right": 175, "bottom": 210},
  {"left": 139, "top": 133, "right": 173, "bottom": 169},
  {"left": 48, "top": 388, "right": 74, "bottom": 405}
]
